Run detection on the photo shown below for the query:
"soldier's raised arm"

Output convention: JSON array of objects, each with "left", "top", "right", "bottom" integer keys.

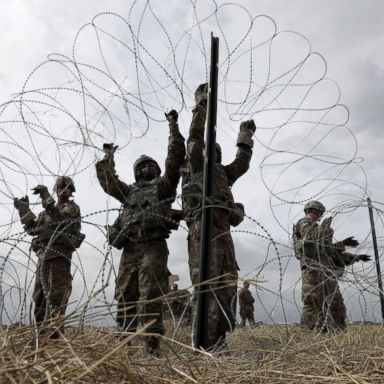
[
  {"left": 161, "top": 109, "right": 186, "bottom": 196},
  {"left": 185, "top": 83, "right": 208, "bottom": 175},
  {"left": 30, "top": 182, "right": 80, "bottom": 222},
  {"left": 13, "top": 183, "right": 79, "bottom": 235},
  {"left": 95, "top": 144, "right": 131, "bottom": 203},
  {"left": 224, "top": 120, "right": 256, "bottom": 186}
]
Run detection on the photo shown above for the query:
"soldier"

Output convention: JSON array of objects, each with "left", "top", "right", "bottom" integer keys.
[
  {"left": 169, "top": 284, "right": 183, "bottom": 316},
  {"left": 239, "top": 281, "right": 255, "bottom": 327},
  {"left": 293, "top": 200, "right": 371, "bottom": 332},
  {"left": 95, "top": 110, "right": 185, "bottom": 356},
  {"left": 13, "top": 176, "right": 84, "bottom": 339},
  {"left": 168, "top": 284, "right": 192, "bottom": 321},
  {"left": 181, "top": 83, "right": 256, "bottom": 350}
]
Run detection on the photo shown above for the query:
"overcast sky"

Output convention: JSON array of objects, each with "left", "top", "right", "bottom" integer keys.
[{"left": 1, "top": 0, "right": 383, "bottom": 325}]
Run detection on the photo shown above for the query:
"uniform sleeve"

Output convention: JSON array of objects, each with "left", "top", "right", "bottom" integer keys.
[
  {"left": 329, "top": 251, "right": 357, "bottom": 269},
  {"left": 341, "top": 252, "right": 358, "bottom": 266},
  {"left": 95, "top": 156, "right": 131, "bottom": 203},
  {"left": 160, "top": 120, "right": 186, "bottom": 197},
  {"left": 16, "top": 207, "right": 37, "bottom": 233},
  {"left": 23, "top": 211, "right": 42, "bottom": 235},
  {"left": 46, "top": 201, "right": 81, "bottom": 222},
  {"left": 185, "top": 105, "right": 206, "bottom": 175},
  {"left": 320, "top": 225, "right": 347, "bottom": 262},
  {"left": 223, "top": 144, "right": 253, "bottom": 186}
]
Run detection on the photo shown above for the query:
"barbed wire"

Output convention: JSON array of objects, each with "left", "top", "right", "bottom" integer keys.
[{"left": 0, "top": 0, "right": 382, "bottom": 349}]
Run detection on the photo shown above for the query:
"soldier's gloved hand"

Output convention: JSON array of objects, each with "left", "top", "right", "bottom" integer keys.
[
  {"left": 14, "top": 195, "right": 36, "bottom": 225},
  {"left": 13, "top": 196, "right": 29, "bottom": 210},
  {"left": 195, "top": 83, "right": 208, "bottom": 106},
  {"left": 237, "top": 120, "right": 256, "bottom": 148},
  {"left": 342, "top": 236, "right": 359, "bottom": 247},
  {"left": 358, "top": 254, "right": 371, "bottom": 262},
  {"left": 32, "top": 185, "right": 54, "bottom": 208},
  {"left": 240, "top": 120, "right": 256, "bottom": 136},
  {"left": 103, "top": 143, "right": 118, "bottom": 159},
  {"left": 165, "top": 110, "right": 178, "bottom": 123},
  {"left": 31, "top": 185, "right": 49, "bottom": 198}
]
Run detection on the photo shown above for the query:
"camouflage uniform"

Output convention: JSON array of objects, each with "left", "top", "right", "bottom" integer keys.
[
  {"left": 15, "top": 183, "right": 83, "bottom": 334},
  {"left": 293, "top": 214, "right": 361, "bottom": 332},
  {"left": 95, "top": 120, "right": 185, "bottom": 336},
  {"left": 181, "top": 85, "right": 255, "bottom": 347},
  {"left": 239, "top": 286, "right": 255, "bottom": 326}
]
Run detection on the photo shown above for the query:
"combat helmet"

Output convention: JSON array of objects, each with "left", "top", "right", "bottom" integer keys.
[
  {"left": 304, "top": 200, "right": 325, "bottom": 215},
  {"left": 54, "top": 176, "right": 75, "bottom": 192},
  {"left": 134, "top": 155, "right": 161, "bottom": 181}
]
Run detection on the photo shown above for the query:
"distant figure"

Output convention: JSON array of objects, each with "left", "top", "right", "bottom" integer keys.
[
  {"left": 169, "top": 284, "right": 182, "bottom": 316},
  {"left": 238, "top": 281, "right": 255, "bottom": 326},
  {"left": 95, "top": 110, "right": 185, "bottom": 356},
  {"left": 293, "top": 200, "right": 371, "bottom": 332},
  {"left": 169, "top": 284, "right": 192, "bottom": 322},
  {"left": 14, "top": 176, "right": 84, "bottom": 339}
]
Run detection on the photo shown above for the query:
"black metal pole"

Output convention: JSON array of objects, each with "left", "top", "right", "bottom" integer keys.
[
  {"left": 367, "top": 197, "right": 384, "bottom": 322},
  {"left": 195, "top": 33, "right": 219, "bottom": 349}
]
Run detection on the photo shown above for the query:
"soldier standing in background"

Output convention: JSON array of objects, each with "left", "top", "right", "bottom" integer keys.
[
  {"left": 95, "top": 110, "right": 185, "bottom": 356},
  {"left": 169, "top": 284, "right": 183, "bottom": 317},
  {"left": 13, "top": 176, "right": 84, "bottom": 339},
  {"left": 181, "top": 83, "right": 256, "bottom": 350},
  {"left": 293, "top": 200, "right": 371, "bottom": 332},
  {"left": 168, "top": 284, "right": 192, "bottom": 322},
  {"left": 239, "top": 281, "right": 255, "bottom": 326}
]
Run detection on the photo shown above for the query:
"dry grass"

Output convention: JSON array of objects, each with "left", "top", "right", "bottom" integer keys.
[{"left": 1, "top": 321, "right": 384, "bottom": 383}]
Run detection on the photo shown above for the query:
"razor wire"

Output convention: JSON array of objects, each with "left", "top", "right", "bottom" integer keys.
[{"left": 0, "top": 0, "right": 382, "bottom": 343}]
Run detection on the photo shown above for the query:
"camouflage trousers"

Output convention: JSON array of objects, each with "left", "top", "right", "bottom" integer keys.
[
  {"left": 188, "top": 223, "right": 238, "bottom": 347},
  {"left": 33, "top": 255, "right": 72, "bottom": 331},
  {"left": 115, "top": 239, "right": 169, "bottom": 335},
  {"left": 240, "top": 306, "right": 255, "bottom": 326},
  {"left": 301, "top": 268, "right": 347, "bottom": 332}
]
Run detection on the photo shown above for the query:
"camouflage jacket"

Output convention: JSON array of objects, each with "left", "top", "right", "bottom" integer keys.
[
  {"left": 96, "top": 122, "right": 185, "bottom": 242},
  {"left": 23, "top": 199, "right": 83, "bottom": 259},
  {"left": 293, "top": 216, "right": 356, "bottom": 273},
  {"left": 239, "top": 287, "right": 255, "bottom": 308},
  {"left": 181, "top": 104, "right": 252, "bottom": 231}
]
